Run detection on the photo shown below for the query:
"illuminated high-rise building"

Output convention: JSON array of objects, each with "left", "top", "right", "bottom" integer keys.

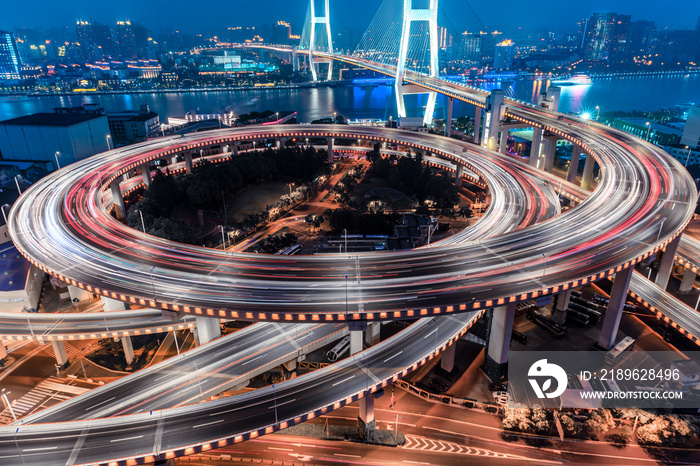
[
  {"left": 115, "top": 20, "right": 136, "bottom": 59},
  {"left": 0, "top": 31, "right": 22, "bottom": 80},
  {"left": 610, "top": 14, "right": 631, "bottom": 62},
  {"left": 493, "top": 39, "right": 514, "bottom": 70},
  {"left": 583, "top": 13, "right": 616, "bottom": 61}
]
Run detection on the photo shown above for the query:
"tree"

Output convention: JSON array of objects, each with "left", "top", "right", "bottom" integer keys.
[
  {"left": 636, "top": 415, "right": 692, "bottom": 446},
  {"left": 458, "top": 206, "right": 474, "bottom": 219},
  {"left": 502, "top": 404, "right": 533, "bottom": 432},
  {"left": 586, "top": 408, "right": 615, "bottom": 440}
]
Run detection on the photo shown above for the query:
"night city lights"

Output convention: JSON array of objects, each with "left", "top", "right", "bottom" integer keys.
[{"left": 0, "top": 1, "right": 699, "bottom": 465}]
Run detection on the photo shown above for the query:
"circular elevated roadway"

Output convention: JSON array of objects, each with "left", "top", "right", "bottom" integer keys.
[
  {"left": 0, "top": 114, "right": 695, "bottom": 465},
  {"left": 7, "top": 123, "right": 696, "bottom": 322}
]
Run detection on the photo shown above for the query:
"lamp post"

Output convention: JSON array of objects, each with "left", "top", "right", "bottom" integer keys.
[
  {"left": 221, "top": 225, "right": 226, "bottom": 249},
  {"left": 106, "top": 135, "right": 112, "bottom": 151},
  {"left": 54, "top": 151, "right": 61, "bottom": 170},
  {"left": 138, "top": 210, "right": 146, "bottom": 233},
  {"left": 684, "top": 146, "right": 692, "bottom": 167},
  {"left": 1, "top": 389, "right": 16, "bottom": 421},
  {"left": 542, "top": 253, "right": 548, "bottom": 282},
  {"left": 14, "top": 176, "right": 22, "bottom": 195},
  {"left": 272, "top": 383, "right": 278, "bottom": 424},
  {"left": 288, "top": 182, "right": 294, "bottom": 197},
  {"left": 222, "top": 189, "right": 228, "bottom": 224},
  {"left": 645, "top": 122, "right": 651, "bottom": 141},
  {"left": 656, "top": 217, "right": 666, "bottom": 244},
  {"left": 0, "top": 204, "right": 9, "bottom": 225},
  {"left": 595, "top": 106, "right": 600, "bottom": 121}
]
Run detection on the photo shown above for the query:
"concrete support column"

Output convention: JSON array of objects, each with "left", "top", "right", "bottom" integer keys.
[
  {"left": 598, "top": 266, "right": 634, "bottom": 350},
  {"left": 365, "top": 322, "right": 381, "bottom": 346},
  {"left": 0, "top": 342, "right": 7, "bottom": 360},
  {"left": 195, "top": 316, "right": 221, "bottom": 346},
  {"left": 543, "top": 137, "right": 557, "bottom": 173},
  {"left": 52, "top": 340, "right": 68, "bottom": 366},
  {"left": 679, "top": 268, "right": 697, "bottom": 295},
  {"left": 110, "top": 181, "right": 126, "bottom": 220},
  {"left": 184, "top": 152, "right": 193, "bottom": 174},
  {"left": 327, "top": 138, "right": 334, "bottom": 163},
  {"left": 381, "top": 141, "right": 387, "bottom": 150},
  {"left": 485, "top": 303, "right": 516, "bottom": 381},
  {"left": 655, "top": 234, "right": 682, "bottom": 290},
  {"left": 68, "top": 285, "right": 90, "bottom": 302},
  {"left": 121, "top": 336, "right": 135, "bottom": 365},
  {"left": 551, "top": 290, "right": 572, "bottom": 325},
  {"left": 233, "top": 143, "right": 239, "bottom": 156},
  {"left": 483, "top": 90, "right": 505, "bottom": 151},
  {"left": 581, "top": 153, "right": 595, "bottom": 190},
  {"left": 473, "top": 107, "right": 482, "bottom": 145},
  {"left": 349, "top": 321, "right": 366, "bottom": 355},
  {"left": 499, "top": 127, "right": 508, "bottom": 154},
  {"left": 440, "top": 342, "right": 456, "bottom": 372},
  {"left": 529, "top": 127, "right": 543, "bottom": 168},
  {"left": 141, "top": 164, "right": 151, "bottom": 188},
  {"left": 359, "top": 395, "right": 374, "bottom": 424},
  {"left": 567, "top": 144, "right": 581, "bottom": 183},
  {"left": 101, "top": 296, "right": 128, "bottom": 312},
  {"left": 445, "top": 97, "right": 454, "bottom": 137},
  {"left": 455, "top": 165, "right": 464, "bottom": 188}
]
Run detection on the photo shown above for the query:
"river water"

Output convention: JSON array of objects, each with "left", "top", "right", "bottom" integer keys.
[{"left": 0, "top": 73, "right": 699, "bottom": 124}]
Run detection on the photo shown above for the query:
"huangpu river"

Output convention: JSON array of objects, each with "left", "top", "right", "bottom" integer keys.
[{"left": 1, "top": 73, "right": 699, "bottom": 124}]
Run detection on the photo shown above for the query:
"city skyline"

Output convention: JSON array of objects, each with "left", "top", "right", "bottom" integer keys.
[{"left": 1, "top": 0, "right": 699, "bottom": 36}]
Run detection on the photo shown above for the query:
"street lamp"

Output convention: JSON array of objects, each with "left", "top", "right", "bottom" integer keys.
[
  {"left": 106, "top": 135, "right": 112, "bottom": 150},
  {"left": 595, "top": 106, "right": 600, "bottom": 121},
  {"left": 54, "top": 151, "right": 61, "bottom": 170},
  {"left": 221, "top": 225, "right": 226, "bottom": 249},
  {"left": 138, "top": 210, "right": 146, "bottom": 233},
  {"left": 288, "top": 182, "right": 294, "bottom": 197},
  {"left": 542, "top": 253, "right": 548, "bottom": 282},
  {"left": 684, "top": 146, "right": 692, "bottom": 167},
  {"left": 645, "top": 122, "right": 651, "bottom": 141},
  {"left": 1, "top": 388, "right": 16, "bottom": 421}
]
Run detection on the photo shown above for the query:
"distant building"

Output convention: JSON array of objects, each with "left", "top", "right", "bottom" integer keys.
[
  {"left": 493, "top": 40, "right": 514, "bottom": 71},
  {"left": 612, "top": 117, "right": 682, "bottom": 146},
  {"left": 0, "top": 104, "right": 110, "bottom": 169},
  {"left": 0, "top": 31, "right": 22, "bottom": 80},
  {"left": 115, "top": 20, "right": 136, "bottom": 59},
  {"left": 682, "top": 106, "right": 700, "bottom": 149},
  {"left": 584, "top": 13, "right": 617, "bottom": 61},
  {"left": 460, "top": 32, "right": 482, "bottom": 63},
  {"left": 106, "top": 105, "right": 160, "bottom": 145},
  {"left": 609, "top": 15, "right": 631, "bottom": 62}
]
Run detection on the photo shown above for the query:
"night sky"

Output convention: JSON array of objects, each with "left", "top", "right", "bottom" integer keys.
[{"left": 1, "top": 0, "right": 698, "bottom": 35}]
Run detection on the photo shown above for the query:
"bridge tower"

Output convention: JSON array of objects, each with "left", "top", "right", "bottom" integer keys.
[
  {"left": 395, "top": 0, "right": 439, "bottom": 125},
  {"left": 307, "top": 0, "right": 334, "bottom": 82}
]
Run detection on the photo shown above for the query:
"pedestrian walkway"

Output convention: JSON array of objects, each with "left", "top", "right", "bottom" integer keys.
[{"left": 0, "top": 377, "right": 89, "bottom": 424}]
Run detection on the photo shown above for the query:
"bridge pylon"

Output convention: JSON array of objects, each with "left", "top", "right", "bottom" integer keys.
[
  {"left": 306, "top": 0, "right": 334, "bottom": 82},
  {"left": 395, "top": 0, "right": 439, "bottom": 125}
]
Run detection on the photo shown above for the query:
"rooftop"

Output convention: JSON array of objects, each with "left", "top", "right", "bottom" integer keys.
[
  {"left": 0, "top": 112, "right": 104, "bottom": 127},
  {"left": 0, "top": 243, "right": 30, "bottom": 292}
]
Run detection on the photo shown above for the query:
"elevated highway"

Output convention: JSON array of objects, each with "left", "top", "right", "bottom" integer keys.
[{"left": 1, "top": 50, "right": 697, "bottom": 466}]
